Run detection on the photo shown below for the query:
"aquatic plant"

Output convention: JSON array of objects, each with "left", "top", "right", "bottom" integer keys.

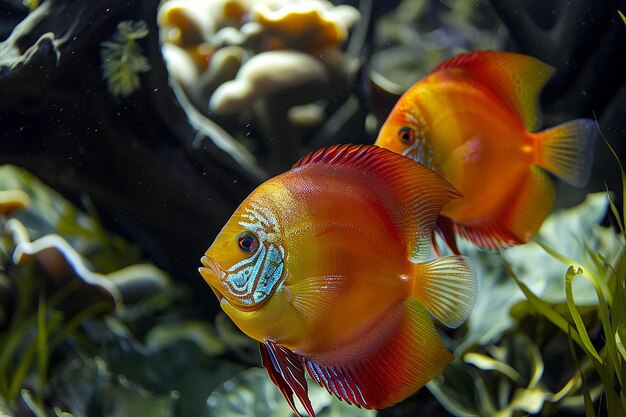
[
  {"left": 0, "top": 166, "right": 182, "bottom": 416},
  {"left": 426, "top": 191, "right": 621, "bottom": 416},
  {"left": 508, "top": 133, "right": 626, "bottom": 416},
  {"left": 22, "top": 0, "right": 40, "bottom": 11},
  {"left": 207, "top": 367, "right": 376, "bottom": 417},
  {"left": 426, "top": 126, "right": 625, "bottom": 416},
  {"left": 369, "top": 0, "right": 507, "bottom": 115},
  {"left": 100, "top": 20, "right": 151, "bottom": 98}
]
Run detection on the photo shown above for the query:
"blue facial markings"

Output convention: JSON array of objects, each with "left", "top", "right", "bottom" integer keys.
[
  {"left": 402, "top": 114, "right": 433, "bottom": 167},
  {"left": 223, "top": 203, "right": 285, "bottom": 305}
]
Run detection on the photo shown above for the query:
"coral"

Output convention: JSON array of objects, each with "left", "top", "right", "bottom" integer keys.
[
  {"left": 209, "top": 50, "right": 328, "bottom": 113},
  {"left": 251, "top": 2, "right": 360, "bottom": 52},
  {"left": 158, "top": 0, "right": 359, "bottom": 110},
  {"left": 0, "top": 190, "right": 29, "bottom": 215},
  {"left": 157, "top": 0, "right": 360, "bottom": 171},
  {"left": 100, "top": 20, "right": 151, "bottom": 98}
]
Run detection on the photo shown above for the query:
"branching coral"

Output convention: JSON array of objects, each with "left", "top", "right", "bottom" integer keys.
[
  {"left": 100, "top": 20, "right": 151, "bottom": 98},
  {"left": 157, "top": 0, "right": 360, "bottom": 171},
  {"left": 158, "top": 0, "right": 359, "bottom": 109}
]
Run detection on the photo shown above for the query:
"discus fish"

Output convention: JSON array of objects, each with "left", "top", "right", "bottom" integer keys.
[
  {"left": 375, "top": 51, "right": 596, "bottom": 250},
  {"left": 199, "top": 144, "right": 476, "bottom": 416}
]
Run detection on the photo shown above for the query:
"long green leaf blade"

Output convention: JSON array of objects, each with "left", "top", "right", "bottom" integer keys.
[
  {"left": 36, "top": 291, "right": 48, "bottom": 403},
  {"left": 565, "top": 266, "right": 603, "bottom": 364},
  {"left": 595, "top": 116, "right": 625, "bottom": 237},
  {"left": 504, "top": 258, "right": 585, "bottom": 349}
]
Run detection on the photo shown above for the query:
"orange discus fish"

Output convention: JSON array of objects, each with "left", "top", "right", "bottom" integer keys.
[
  {"left": 199, "top": 144, "right": 476, "bottom": 416},
  {"left": 375, "top": 51, "right": 596, "bottom": 250}
]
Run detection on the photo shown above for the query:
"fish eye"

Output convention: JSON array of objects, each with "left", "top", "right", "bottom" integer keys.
[
  {"left": 398, "top": 126, "right": 415, "bottom": 144},
  {"left": 237, "top": 231, "right": 258, "bottom": 254}
]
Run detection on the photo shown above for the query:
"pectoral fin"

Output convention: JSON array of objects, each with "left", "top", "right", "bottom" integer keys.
[
  {"left": 288, "top": 275, "right": 343, "bottom": 320},
  {"left": 412, "top": 256, "right": 476, "bottom": 328}
]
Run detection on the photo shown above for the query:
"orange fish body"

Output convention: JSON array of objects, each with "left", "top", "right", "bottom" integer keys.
[
  {"left": 200, "top": 145, "right": 476, "bottom": 415},
  {"left": 375, "top": 51, "right": 596, "bottom": 249}
]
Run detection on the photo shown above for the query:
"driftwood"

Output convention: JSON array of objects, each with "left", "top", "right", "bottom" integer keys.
[{"left": 0, "top": 0, "right": 262, "bottom": 297}]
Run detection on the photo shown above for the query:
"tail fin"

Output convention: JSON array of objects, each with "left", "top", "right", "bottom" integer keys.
[
  {"left": 535, "top": 118, "right": 596, "bottom": 187},
  {"left": 411, "top": 256, "right": 476, "bottom": 329}
]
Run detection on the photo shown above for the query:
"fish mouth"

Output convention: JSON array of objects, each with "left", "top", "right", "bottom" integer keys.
[{"left": 199, "top": 256, "right": 225, "bottom": 301}]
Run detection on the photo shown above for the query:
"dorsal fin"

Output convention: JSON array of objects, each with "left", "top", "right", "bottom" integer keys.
[
  {"left": 293, "top": 144, "right": 461, "bottom": 261},
  {"left": 429, "top": 51, "right": 555, "bottom": 131}
]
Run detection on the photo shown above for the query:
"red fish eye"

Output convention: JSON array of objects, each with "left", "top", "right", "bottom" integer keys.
[
  {"left": 237, "top": 232, "right": 258, "bottom": 254},
  {"left": 398, "top": 126, "right": 415, "bottom": 144}
]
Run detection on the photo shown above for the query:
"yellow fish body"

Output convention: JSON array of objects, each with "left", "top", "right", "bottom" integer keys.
[
  {"left": 375, "top": 51, "right": 596, "bottom": 249},
  {"left": 199, "top": 144, "right": 476, "bottom": 415}
]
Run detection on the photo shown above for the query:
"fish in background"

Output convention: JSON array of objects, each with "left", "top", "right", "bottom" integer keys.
[
  {"left": 375, "top": 50, "right": 596, "bottom": 251},
  {"left": 199, "top": 144, "right": 477, "bottom": 416}
]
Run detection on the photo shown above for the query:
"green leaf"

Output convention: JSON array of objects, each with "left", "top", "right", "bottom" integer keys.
[
  {"left": 37, "top": 291, "right": 49, "bottom": 403},
  {"left": 505, "top": 258, "right": 585, "bottom": 350},
  {"left": 565, "top": 266, "right": 603, "bottom": 364},
  {"left": 145, "top": 321, "right": 227, "bottom": 357},
  {"left": 430, "top": 333, "right": 555, "bottom": 417},
  {"left": 616, "top": 325, "right": 626, "bottom": 362},
  {"left": 206, "top": 367, "right": 376, "bottom": 417},
  {"left": 595, "top": 116, "right": 625, "bottom": 237},
  {"left": 619, "top": 10, "right": 626, "bottom": 26},
  {"left": 53, "top": 409, "right": 76, "bottom": 417},
  {"left": 463, "top": 353, "right": 522, "bottom": 384},
  {"left": 457, "top": 193, "right": 617, "bottom": 353},
  {"left": 567, "top": 332, "right": 596, "bottom": 417},
  {"left": 21, "top": 389, "right": 49, "bottom": 417},
  {"left": 0, "top": 395, "right": 14, "bottom": 416}
]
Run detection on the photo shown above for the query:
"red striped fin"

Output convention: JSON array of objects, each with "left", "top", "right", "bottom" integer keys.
[
  {"left": 293, "top": 144, "right": 461, "bottom": 261},
  {"left": 303, "top": 300, "right": 452, "bottom": 409},
  {"left": 429, "top": 51, "right": 554, "bottom": 131},
  {"left": 261, "top": 341, "right": 315, "bottom": 417}
]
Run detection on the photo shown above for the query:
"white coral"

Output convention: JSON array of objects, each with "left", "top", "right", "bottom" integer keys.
[{"left": 158, "top": 0, "right": 359, "bottom": 114}]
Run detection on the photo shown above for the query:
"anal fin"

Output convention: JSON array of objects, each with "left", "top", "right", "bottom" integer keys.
[
  {"left": 455, "top": 165, "right": 556, "bottom": 249},
  {"left": 304, "top": 300, "right": 452, "bottom": 410}
]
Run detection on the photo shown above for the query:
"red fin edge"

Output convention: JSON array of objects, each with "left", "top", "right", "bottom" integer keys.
[
  {"left": 435, "top": 215, "right": 460, "bottom": 256},
  {"left": 293, "top": 144, "right": 461, "bottom": 261},
  {"left": 428, "top": 51, "right": 555, "bottom": 131},
  {"left": 261, "top": 341, "right": 316, "bottom": 417},
  {"left": 304, "top": 301, "right": 452, "bottom": 409}
]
